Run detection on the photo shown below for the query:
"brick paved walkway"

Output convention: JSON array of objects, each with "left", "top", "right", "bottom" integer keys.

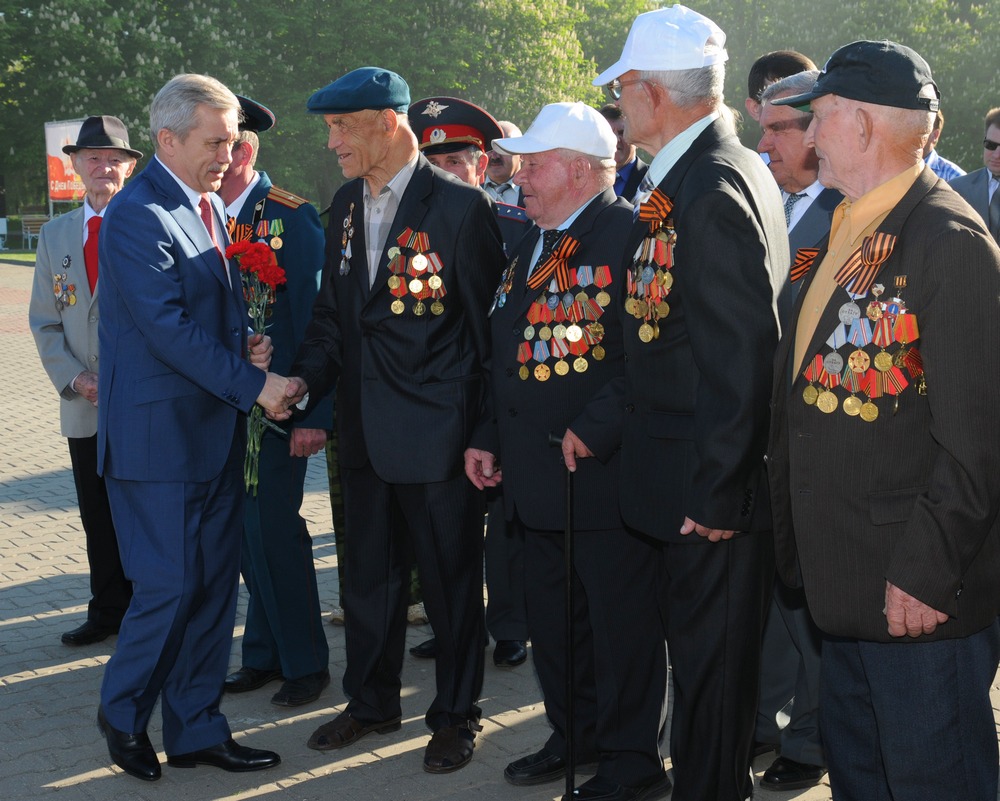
[{"left": 3, "top": 257, "right": 992, "bottom": 800}]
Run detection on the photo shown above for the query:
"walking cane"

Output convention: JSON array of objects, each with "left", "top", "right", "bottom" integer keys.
[{"left": 547, "top": 432, "right": 575, "bottom": 800}]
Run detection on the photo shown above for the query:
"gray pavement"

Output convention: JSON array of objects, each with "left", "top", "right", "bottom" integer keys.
[{"left": 1, "top": 255, "right": 988, "bottom": 800}]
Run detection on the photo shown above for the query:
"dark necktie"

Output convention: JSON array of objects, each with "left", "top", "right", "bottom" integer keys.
[
  {"left": 84, "top": 215, "right": 101, "bottom": 293},
  {"left": 784, "top": 192, "right": 805, "bottom": 227}
]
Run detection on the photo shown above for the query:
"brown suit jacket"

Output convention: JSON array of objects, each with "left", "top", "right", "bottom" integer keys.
[{"left": 768, "top": 168, "right": 1000, "bottom": 642}]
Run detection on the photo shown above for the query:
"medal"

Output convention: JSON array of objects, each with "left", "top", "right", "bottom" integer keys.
[
  {"left": 428, "top": 275, "right": 442, "bottom": 290},
  {"left": 573, "top": 357, "right": 588, "bottom": 373},
  {"left": 387, "top": 246, "right": 401, "bottom": 259},
  {"left": 838, "top": 302, "right": 861, "bottom": 325},
  {"left": 411, "top": 253, "right": 428, "bottom": 271},
  {"left": 413, "top": 300, "right": 426, "bottom": 316},
  {"left": 592, "top": 345, "right": 605, "bottom": 361},
  {"left": 803, "top": 385, "right": 819, "bottom": 405},
  {"left": 843, "top": 395, "right": 862, "bottom": 416},
  {"left": 565, "top": 324, "right": 583, "bottom": 343},
  {"left": 596, "top": 291, "right": 610, "bottom": 307},
  {"left": 824, "top": 352, "right": 844, "bottom": 374},
  {"left": 847, "top": 349, "right": 870, "bottom": 373},
  {"left": 534, "top": 364, "right": 551, "bottom": 381},
  {"left": 860, "top": 401, "right": 879, "bottom": 422},
  {"left": 270, "top": 235, "right": 283, "bottom": 250},
  {"left": 523, "top": 324, "right": 536, "bottom": 341},
  {"left": 873, "top": 351, "right": 894, "bottom": 372},
  {"left": 552, "top": 324, "right": 567, "bottom": 340},
  {"left": 388, "top": 275, "right": 401, "bottom": 289},
  {"left": 816, "top": 390, "right": 838, "bottom": 413},
  {"left": 408, "top": 277, "right": 423, "bottom": 293},
  {"left": 430, "top": 301, "right": 444, "bottom": 316},
  {"left": 391, "top": 299, "right": 405, "bottom": 315},
  {"left": 519, "top": 365, "right": 530, "bottom": 380},
  {"left": 539, "top": 326, "right": 552, "bottom": 341},
  {"left": 638, "top": 323, "right": 654, "bottom": 343},
  {"left": 554, "top": 360, "right": 570, "bottom": 376}
]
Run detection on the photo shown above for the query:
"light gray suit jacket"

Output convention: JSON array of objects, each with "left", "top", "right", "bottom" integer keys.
[
  {"left": 949, "top": 167, "right": 991, "bottom": 229},
  {"left": 29, "top": 207, "right": 100, "bottom": 438}
]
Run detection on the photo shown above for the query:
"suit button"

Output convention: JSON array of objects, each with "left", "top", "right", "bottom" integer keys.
[
  {"left": 505, "top": 367, "right": 514, "bottom": 377},
  {"left": 89, "top": 316, "right": 97, "bottom": 323},
  {"left": 625, "top": 403, "right": 635, "bottom": 413},
  {"left": 512, "top": 327, "right": 520, "bottom": 336},
  {"left": 89, "top": 355, "right": 97, "bottom": 362},
  {"left": 508, "top": 409, "right": 517, "bottom": 418},
  {"left": 230, "top": 327, "right": 239, "bottom": 335},
  {"left": 624, "top": 354, "right": 629, "bottom": 362}
]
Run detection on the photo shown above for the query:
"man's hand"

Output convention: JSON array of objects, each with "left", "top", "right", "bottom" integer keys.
[
  {"left": 884, "top": 581, "right": 948, "bottom": 638},
  {"left": 257, "top": 372, "right": 294, "bottom": 418},
  {"left": 290, "top": 427, "right": 328, "bottom": 458},
  {"left": 561, "top": 428, "right": 594, "bottom": 472},
  {"left": 680, "top": 516, "right": 735, "bottom": 543},
  {"left": 464, "top": 447, "right": 502, "bottom": 489},
  {"left": 73, "top": 370, "right": 99, "bottom": 405},
  {"left": 248, "top": 333, "right": 272, "bottom": 371}
]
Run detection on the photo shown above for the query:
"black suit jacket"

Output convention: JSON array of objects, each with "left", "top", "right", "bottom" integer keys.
[
  {"left": 293, "top": 156, "right": 506, "bottom": 484},
  {"left": 472, "top": 189, "right": 632, "bottom": 532},
  {"left": 618, "top": 117, "right": 789, "bottom": 540},
  {"left": 768, "top": 168, "right": 1000, "bottom": 641}
]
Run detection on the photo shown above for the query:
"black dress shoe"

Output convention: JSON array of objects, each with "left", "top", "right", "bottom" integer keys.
[
  {"left": 271, "top": 669, "right": 330, "bottom": 707},
  {"left": 504, "top": 747, "right": 566, "bottom": 786},
  {"left": 760, "top": 755, "right": 826, "bottom": 790},
  {"left": 167, "top": 738, "right": 280, "bottom": 772},
  {"left": 563, "top": 773, "right": 672, "bottom": 801},
  {"left": 97, "top": 706, "right": 161, "bottom": 781},
  {"left": 62, "top": 620, "right": 116, "bottom": 646},
  {"left": 410, "top": 637, "right": 438, "bottom": 659},
  {"left": 423, "top": 721, "right": 481, "bottom": 773},
  {"left": 493, "top": 639, "right": 528, "bottom": 667},
  {"left": 223, "top": 666, "right": 283, "bottom": 693}
]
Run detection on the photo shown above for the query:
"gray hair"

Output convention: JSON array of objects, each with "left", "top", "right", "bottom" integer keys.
[
  {"left": 641, "top": 63, "right": 725, "bottom": 108},
  {"left": 150, "top": 74, "right": 240, "bottom": 148},
  {"left": 555, "top": 148, "right": 615, "bottom": 190},
  {"left": 760, "top": 70, "right": 821, "bottom": 105},
  {"left": 234, "top": 129, "right": 260, "bottom": 167}
]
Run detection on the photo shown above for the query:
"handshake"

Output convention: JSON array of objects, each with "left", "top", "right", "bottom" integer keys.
[
  {"left": 257, "top": 374, "right": 309, "bottom": 420},
  {"left": 247, "top": 333, "right": 308, "bottom": 420}
]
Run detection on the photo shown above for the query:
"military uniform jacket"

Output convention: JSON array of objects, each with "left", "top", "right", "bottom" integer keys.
[
  {"left": 29, "top": 207, "right": 100, "bottom": 438},
  {"left": 292, "top": 156, "right": 506, "bottom": 484},
  {"left": 228, "top": 171, "right": 331, "bottom": 429},
  {"left": 471, "top": 189, "right": 633, "bottom": 532},
  {"left": 618, "top": 117, "right": 789, "bottom": 541},
  {"left": 768, "top": 168, "right": 1000, "bottom": 642}
]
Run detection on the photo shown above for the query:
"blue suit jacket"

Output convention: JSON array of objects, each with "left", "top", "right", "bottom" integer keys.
[{"left": 97, "top": 157, "right": 266, "bottom": 482}]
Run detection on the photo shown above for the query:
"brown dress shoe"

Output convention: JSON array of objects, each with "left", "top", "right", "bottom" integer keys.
[
  {"left": 307, "top": 710, "right": 402, "bottom": 751},
  {"left": 423, "top": 721, "right": 482, "bottom": 773}
]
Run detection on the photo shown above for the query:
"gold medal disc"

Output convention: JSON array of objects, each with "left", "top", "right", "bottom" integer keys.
[
  {"left": 430, "top": 301, "right": 444, "bottom": 316},
  {"left": 565, "top": 325, "right": 583, "bottom": 342},
  {"left": 411, "top": 253, "right": 428, "bottom": 271},
  {"left": 596, "top": 291, "right": 610, "bottom": 307},
  {"left": 873, "top": 351, "right": 894, "bottom": 372},
  {"left": 816, "top": 391, "right": 838, "bottom": 413},
  {"left": 592, "top": 345, "right": 606, "bottom": 361},
  {"left": 270, "top": 236, "right": 283, "bottom": 250},
  {"left": 554, "top": 360, "right": 570, "bottom": 376},
  {"left": 408, "top": 278, "right": 423, "bottom": 294},
  {"left": 539, "top": 326, "right": 552, "bottom": 341},
  {"left": 843, "top": 395, "right": 863, "bottom": 416},
  {"left": 523, "top": 325, "right": 536, "bottom": 340},
  {"left": 428, "top": 275, "right": 443, "bottom": 290},
  {"left": 803, "top": 385, "right": 819, "bottom": 405},
  {"left": 573, "top": 357, "right": 588, "bottom": 373},
  {"left": 860, "top": 401, "right": 879, "bottom": 422},
  {"left": 552, "top": 324, "right": 568, "bottom": 340},
  {"left": 638, "top": 323, "right": 654, "bottom": 343},
  {"left": 413, "top": 301, "right": 426, "bottom": 316},
  {"left": 388, "top": 275, "right": 401, "bottom": 289},
  {"left": 848, "top": 349, "right": 870, "bottom": 373},
  {"left": 519, "top": 365, "right": 530, "bottom": 380},
  {"left": 534, "top": 363, "right": 551, "bottom": 381},
  {"left": 390, "top": 299, "right": 405, "bottom": 315}
]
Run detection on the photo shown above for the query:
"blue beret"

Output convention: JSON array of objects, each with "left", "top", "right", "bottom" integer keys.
[{"left": 307, "top": 67, "right": 411, "bottom": 115}]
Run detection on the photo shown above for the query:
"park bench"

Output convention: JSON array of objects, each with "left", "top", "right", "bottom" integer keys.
[{"left": 20, "top": 214, "right": 49, "bottom": 250}]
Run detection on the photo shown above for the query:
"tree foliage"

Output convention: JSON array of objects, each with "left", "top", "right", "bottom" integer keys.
[{"left": 1, "top": 0, "right": 995, "bottom": 215}]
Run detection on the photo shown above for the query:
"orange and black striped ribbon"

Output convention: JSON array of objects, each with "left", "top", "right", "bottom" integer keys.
[
  {"left": 638, "top": 188, "right": 673, "bottom": 232},
  {"left": 834, "top": 232, "right": 896, "bottom": 296},
  {"left": 227, "top": 217, "right": 253, "bottom": 243},
  {"left": 526, "top": 234, "right": 580, "bottom": 291},
  {"left": 791, "top": 248, "right": 819, "bottom": 283}
]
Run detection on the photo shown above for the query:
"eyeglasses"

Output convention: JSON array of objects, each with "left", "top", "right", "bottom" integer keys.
[
  {"left": 984, "top": 138, "right": 1000, "bottom": 152},
  {"left": 605, "top": 78, "right": 645, "bottom": 101}
]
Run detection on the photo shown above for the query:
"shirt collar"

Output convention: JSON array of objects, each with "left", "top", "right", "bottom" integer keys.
[{"left": 224, "top": 171, "right": 261, "bottom": 218}]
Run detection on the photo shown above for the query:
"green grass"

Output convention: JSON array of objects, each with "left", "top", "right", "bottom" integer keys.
[{"left": 0, "top": 251, "right": 37, "bottom": 266}]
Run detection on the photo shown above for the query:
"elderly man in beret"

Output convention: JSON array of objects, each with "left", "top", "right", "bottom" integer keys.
[
  {"left": 29, "top": 116, "right": 139, "bottom": 647},
  {"left": 768, "top": 41, "right": 1000, "bottom": 800},
  {"left": 285, "top": 67, "right": 505, "bottom": 773}
]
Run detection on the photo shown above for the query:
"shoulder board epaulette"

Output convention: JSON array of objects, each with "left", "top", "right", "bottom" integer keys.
[
  {"left": 267, "top": 185, "right": 311, "bottom": 209},
  {"left": 496, "top": 203, "right": 529, "bottom": 224}
]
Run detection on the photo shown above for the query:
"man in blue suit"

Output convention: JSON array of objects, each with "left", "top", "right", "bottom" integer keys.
[
  {"left": 219, "top": 95, "right": 332, "bottom": 707},
  {"left": 96, "top": 73, "right": 292, "bottom": 781}
]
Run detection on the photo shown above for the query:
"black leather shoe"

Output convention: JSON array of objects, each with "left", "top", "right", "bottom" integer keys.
[
  {"left": 307, "top": 710, "right": 402, "bottom": 751},
  {"left": 97, "top": 706, "right": 160, "bottom": 781},
  {"left": 63, "top": 620, "right": 116, "bottom": 646},
  {"left": 760, "top": 755, "right": 826, "bottom": 791},
  {"left": 493, "top": 639, "right": 528, "bottom": 667},
  {"left": 223, "top": 666, "right": 283, "bottom": 693},
  {"left": 423, "top": 721, "right": 481, "bottom": 773},
  {"left": 563, "top": 773, "right": 672, "bottom": 801},
  {"left": 410, "top": 637, "right": 438, "bottom": 659},
  {"left": 271, "top": 669, "right": 330, "bottom": 707},
  {"left": 504, "top": 747, "right": 566, "bottom": 786},
  {"left": 167, "top": 738, "right": 280, "bottom": 772}
]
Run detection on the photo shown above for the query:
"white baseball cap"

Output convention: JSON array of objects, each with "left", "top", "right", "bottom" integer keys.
[
  {"left": 492, "top": 102, "right": 617, "bottom": 159},
  {"left": 593, "top": 4, "right": 728, "bottom": 86}
]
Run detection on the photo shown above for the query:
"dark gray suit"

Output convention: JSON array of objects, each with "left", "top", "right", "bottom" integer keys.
[{"left": 949, "top": 167, "right": 994, "bottom": 237}]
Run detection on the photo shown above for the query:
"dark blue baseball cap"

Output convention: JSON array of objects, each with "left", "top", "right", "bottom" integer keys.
[
  {"left": 772, "top": 40, "right": 939, "bottom": 113},
  {"left": 307, "top": 67, "right": 410, "bottom": 115}
]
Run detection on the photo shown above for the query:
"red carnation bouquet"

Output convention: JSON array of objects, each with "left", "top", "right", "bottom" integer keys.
[{"left": 226, "top": 240, "right": 287, "bottom": 494}]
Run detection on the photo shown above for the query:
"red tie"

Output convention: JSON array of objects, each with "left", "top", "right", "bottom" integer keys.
[
  {"left": 84, "top": 215, "right": 101, "bottom": 293},
  {"left": 199, "top": 196, "right": 225, "bottom": 267}
]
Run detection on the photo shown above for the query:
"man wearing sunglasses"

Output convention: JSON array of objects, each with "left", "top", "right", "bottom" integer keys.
[{"left": 949, "top": 107, "right": 1000, "bottom": 241}]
